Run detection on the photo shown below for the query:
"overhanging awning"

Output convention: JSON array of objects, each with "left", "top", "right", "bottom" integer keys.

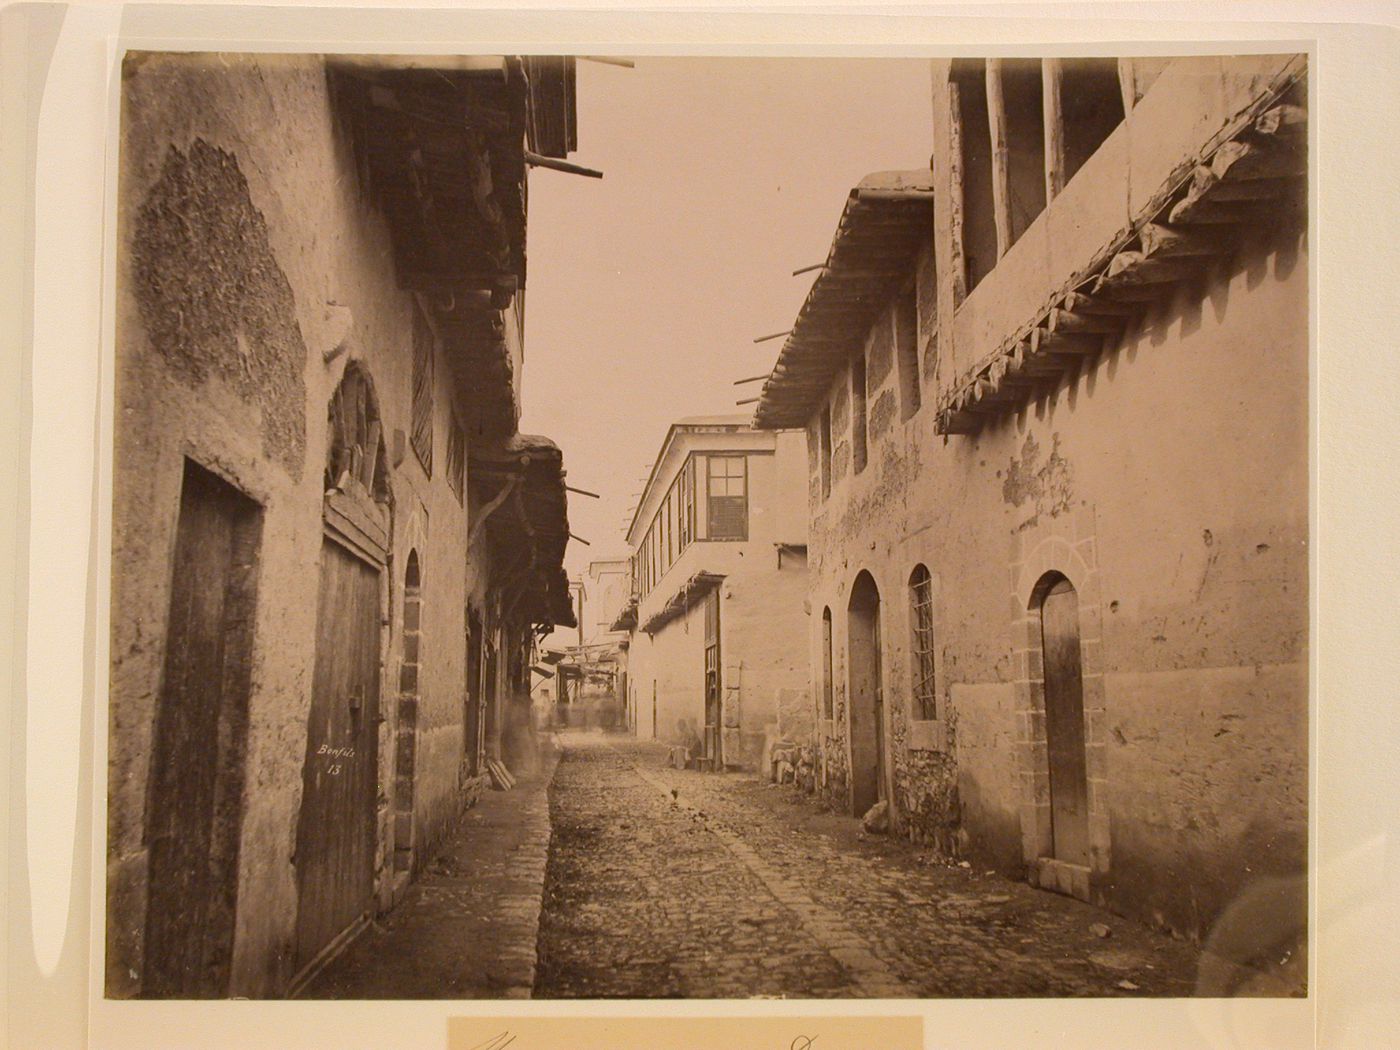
[
  {"left": 470, "top": 433, "right": 575, "bottom": 629},
  {"left": 753, "top": 170, "right": 933, "bottom": 430},
  {"left": 640, "top": 571, "right": 724, "bottom": 635},
  {"left": 326, "top": 56, "right": 579, "bottom": 440},
  {"left": 610, "top": 595, "right": 638, "bottom": 632}
]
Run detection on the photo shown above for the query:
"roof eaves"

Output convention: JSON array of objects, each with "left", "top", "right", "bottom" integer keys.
[{"left": 752, "top": 169, "right": 934, "bottom": 431}]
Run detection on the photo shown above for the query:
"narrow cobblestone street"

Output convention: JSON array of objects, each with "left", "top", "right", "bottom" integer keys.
[{"left": 534, "top": 732, "right": 1201, "bottom": 998}]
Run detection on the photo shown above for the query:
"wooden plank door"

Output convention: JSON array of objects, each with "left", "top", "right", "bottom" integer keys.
[
  {"left": 144, "top": 460, "right": 261, "bottom": 997},
  {"left": 703, "top": 591, "right": 721, "bottom": 767},
  {"left": 294, "top": 537, "right": 381, "bottom": 972},
  {"left": 1041, "top": 578, "right": 1090, "bottom": 866}
]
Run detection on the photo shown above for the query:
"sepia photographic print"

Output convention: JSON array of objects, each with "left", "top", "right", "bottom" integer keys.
[{"left": 104, "top": 47, "right": 1309, "bottom": 1008}]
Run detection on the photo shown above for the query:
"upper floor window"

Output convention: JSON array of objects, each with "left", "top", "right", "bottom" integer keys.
[
  {"left": 706, "top": 455, "right": 748, "bottom": 540},
  {"left": 909, "top": 564, "right": 937, "bottom": 720},
  {"left": 819, "top": 405, "right": 833, "bottom": 499},
  {"left": 950, "top": 58, "right": 1125, "bottom": 302},
  {"left": 895, "top": 284, "right": 920, "bottom": 420},
  {"left": 851, "top": 354, "right": 868, "bottom": 475}
]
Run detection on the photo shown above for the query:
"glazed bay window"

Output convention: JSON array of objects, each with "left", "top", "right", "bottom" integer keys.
[{"left": 706, "top": 455, "right": 748, "bottom": 540}]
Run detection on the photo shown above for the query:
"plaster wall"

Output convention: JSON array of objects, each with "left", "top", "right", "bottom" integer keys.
[
  {"left": 109, "top": 54, "right": 499, "bottom": 997},
  {"left": 806, "top": 218, "right": 1306, "bottom": 938}
]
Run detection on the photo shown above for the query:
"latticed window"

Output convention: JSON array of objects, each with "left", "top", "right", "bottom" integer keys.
[
  {"left": 446, "top": 414, "right": 465, "bottom": 503},
  {"left": 410, "top": 304, "right": 434, "bottom": 475},
  {"left": 909, "top": 564, "right": 937, "bottom": 719},
  {"left": 707, "top": 455, "right": 747, "bottom": 540}
]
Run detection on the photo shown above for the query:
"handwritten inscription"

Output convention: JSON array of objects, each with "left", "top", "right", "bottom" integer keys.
[
  {"left": 317, "top": 743, "right": 356, "bottom": 758},
  {"left": 466, "top": 1032, "right": 516, "bottom": 1050},
  {"left": 465, "top": 1033, "right": 812, "bottom": 1050}
]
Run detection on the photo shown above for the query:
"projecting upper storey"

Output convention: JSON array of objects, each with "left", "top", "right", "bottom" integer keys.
[
  {"left": 327, "top": 55, "right": 578, "bottom": 439},
  {"left": 620, "top": 418, "right": 808, "bottom": 633},
  {"left": 753, "top": 55, "right": 1307, "bottom": 435},
  {"left": 752, "top": 171, "right": 935, "bottom": 431}
]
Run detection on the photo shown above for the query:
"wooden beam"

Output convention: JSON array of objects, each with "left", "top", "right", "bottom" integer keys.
[
  {"left": 1032, "top": 328, "right": 1101, "bottom": 356},
  {"left": 1061, "top": 291, "right": 1140, "bottom": 317},
  {"left": 1138, "top": 223, "right": 1232, "bottom": 259},
  {"left": 1042, "top": 58, "right": 1066, "bottom": 202},
  {"left": 985, "top": 59, "right": 1014, "bottom": 260},
  {"left": 947, "top": 80, "right": 968, "bottom": 306},
  {"left": 523, "top": 150, "right": 603, "bottom": 179},
  {"left": 1045, "top": 307, "right": 1125, "bottom": 335}
]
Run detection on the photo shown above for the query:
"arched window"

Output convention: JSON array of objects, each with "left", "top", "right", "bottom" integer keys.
[
  {"left": 325, "top": 362, "right": 390, "bottom": 504},
  {"left": 909, "top": 564, "right": 937, "bottom": 720},
  {"left": 821, "top": 607, "right": 834, "bottom": 719}
]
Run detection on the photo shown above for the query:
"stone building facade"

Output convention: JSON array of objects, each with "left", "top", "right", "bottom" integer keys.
[
  {"left": 753, "top": 56, "right": 1308, "bottom": 943},
  {"left": 106, "top": 53, "right": 578, "bottom": 998},
  {"left": 618, "top": 417, "right": 810, "bottom": 771}
]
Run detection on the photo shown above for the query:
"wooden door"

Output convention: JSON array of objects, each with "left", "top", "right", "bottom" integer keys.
[
  {"left": 1041, "top": 578, "right": 1090, "bottom": 867},
  {"left": 703, "top": 591, "right": 721, "bottom": 766},
  {"left": 144, "top": 460, "right": 261, "bottom": 997},
  {"left": 294, "top": 537, "right": 381, "bottom": 972}
]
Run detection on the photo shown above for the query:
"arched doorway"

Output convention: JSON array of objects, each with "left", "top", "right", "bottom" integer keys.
[
  {"left": 847, "top": 571, "right": 886, "bottom": 817},
  {"left": 1036, "top": 573, "right": 1090, "bottom": 867}
]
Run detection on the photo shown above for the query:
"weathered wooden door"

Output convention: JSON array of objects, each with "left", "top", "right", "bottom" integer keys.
[
  {"left": 1041, "top": 577, "right": 1090, "bottom": 867},
  {"left": 144, "top": 460, "right": 261, "bottom": 998},
  {"left": 703, "top": 591, "right": 721, "bottom": 767},
  {"left": 294, "top": 537, "right": 381, "bottom": 972}
]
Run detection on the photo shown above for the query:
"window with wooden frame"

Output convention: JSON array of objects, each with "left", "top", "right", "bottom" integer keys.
[
  {"left": 706, "top": 455, "right": 747, "bottom": 540},
  {"left": 894, "top": 283, "right": 920, "bottom": 420},
  {"left": 410, "top": 303, "right": 434, "bottom": 476},
  {"left": 821, "top": 606, "right": 834, "bottom": 719},
  {"left": 677, "top": 459, "right": 693, "bottom": 549},
  {"left": 819, "top": 406, "right": 833, "bottom": 500},
  {"left": 851, "top": 354, "right": 868, "bottom": 475},
  {"left": 909, "top": 564, "right": 937, "bottom": 720},
  {"left": 1047, "top": 59, "right": 1125, "bottom": 196},
  {"left": 446, "top": 413, "right": 465, "bottom": 504}
]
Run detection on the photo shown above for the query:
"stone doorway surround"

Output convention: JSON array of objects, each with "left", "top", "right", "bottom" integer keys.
[{"left": 1009, "top": 504, "right": 1108, "bottom": 903}]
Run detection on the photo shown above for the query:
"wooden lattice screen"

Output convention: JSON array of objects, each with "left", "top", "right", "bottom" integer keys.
[{"left": 909, "top": 565, "right": 937, "bottom": 720}]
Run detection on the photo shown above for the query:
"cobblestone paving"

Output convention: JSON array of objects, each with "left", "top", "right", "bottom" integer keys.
[{"left": 535, "top": 734, "right": 1202, "bottom": 999}]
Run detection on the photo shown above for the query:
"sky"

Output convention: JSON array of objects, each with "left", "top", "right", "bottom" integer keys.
[{"left": 516, "top": 57, "right": 933, "bottom": 638}]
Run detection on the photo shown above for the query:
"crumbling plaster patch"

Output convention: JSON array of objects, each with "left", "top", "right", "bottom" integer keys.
[{"left": 132, "top": 139, "right": 308, "bottom": 478}]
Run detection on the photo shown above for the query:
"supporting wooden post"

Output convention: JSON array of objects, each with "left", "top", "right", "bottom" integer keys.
[
  {"left": 947, "top": 80, "right": 968, "bottom": 305},
  {"left": 985, "top": 59, "right": 1013, "bottom": 260},
  {"left": 1042, "top": 58, "right": 1066, "bottom": 202}
]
